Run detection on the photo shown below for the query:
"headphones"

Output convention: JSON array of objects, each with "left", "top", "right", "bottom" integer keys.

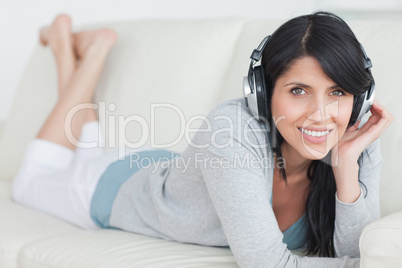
[{"left": 243, "top": 35, "right": 375, "bottom": 127}]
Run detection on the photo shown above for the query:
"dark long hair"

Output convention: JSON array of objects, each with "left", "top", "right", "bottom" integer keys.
[{"left": 261, "top": 12, "right": 373, "bottom": 257}]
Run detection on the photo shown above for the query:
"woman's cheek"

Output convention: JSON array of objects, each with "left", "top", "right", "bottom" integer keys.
[
  {"left": 337, "top": 100, "right": 354, "bottom": 129},
  {"left": 272, "top": 98, "right": 300, "bottom": 123}
]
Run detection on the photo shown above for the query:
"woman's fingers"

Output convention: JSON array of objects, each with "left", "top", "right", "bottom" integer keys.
[
  {"left": 364, "top": 100, "right": 392, "bottom": 130},
  {"left": 335, "top": 100, "right": 393, "bottom": 163},
  {"left": 354, "top": 99, "right": 393, "bottom": 142},
  {"left": 346, "top": 120, "right": 361, "bottom": 132}
]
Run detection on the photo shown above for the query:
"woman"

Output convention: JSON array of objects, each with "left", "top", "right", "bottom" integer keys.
[{"left": 12, "top": 11, "right": 393, "bottom": 267}]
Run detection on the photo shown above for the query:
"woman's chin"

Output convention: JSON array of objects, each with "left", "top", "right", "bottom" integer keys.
[{"left": 300, "top": 147, "right": 331, "bottom": 162}]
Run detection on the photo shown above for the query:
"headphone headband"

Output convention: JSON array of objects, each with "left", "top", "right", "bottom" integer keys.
[
  {"left": 359, "top": 43, "right": 375, "bottom": 101},
  {"left": 250, "top": 35, "right": 271, "bottom": 64}
]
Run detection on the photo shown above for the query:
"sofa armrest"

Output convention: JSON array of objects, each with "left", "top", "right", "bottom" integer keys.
[{"left": 360, "top": 211, "right": 402, "bottom": 267}]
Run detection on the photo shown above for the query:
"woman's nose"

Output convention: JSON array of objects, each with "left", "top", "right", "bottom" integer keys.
[{"left": 307, "top": 98, "right": 339, "bottom": 122}]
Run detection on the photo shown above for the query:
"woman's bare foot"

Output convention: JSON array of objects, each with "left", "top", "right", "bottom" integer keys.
[
  {"left": 39, "top": 14, "right": 73, "bottom": 50},
  {"left": 39, "top": 14, "right": 76, "bottom": 95},
  {"left": 73, "top": 29, "right": 118, "bottom": 61}
]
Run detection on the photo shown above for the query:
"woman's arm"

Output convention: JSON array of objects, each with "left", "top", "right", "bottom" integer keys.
[
  {"left": 333, "top": 139, "right": 382, "bottom": 257},
  {"left": 331, "top": 100, "right": 392, "bottom": 257},
  {"left": 332, "top": 100, "right": 392, "bottom": 203}
]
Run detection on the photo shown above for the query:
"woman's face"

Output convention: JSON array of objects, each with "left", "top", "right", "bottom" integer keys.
[{"left": 270, "top": 56, "right": 354, "bottom": 160}]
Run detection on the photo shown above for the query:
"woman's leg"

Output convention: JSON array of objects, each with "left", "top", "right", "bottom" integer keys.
[
  {"left": 39, "top": 14, "right": 75, "bottom": 96},
  {"left": 39, "top": 14, "right": 107, "bottom": 168},
  {"left": 37, "top": 15, "right": 117, "bottom": 151},
  {"left": 70, "top": 27, "right": 117, "bottom": 162},
  {"left": 12, "top": 15, "right": 118, "bottom": 229}
]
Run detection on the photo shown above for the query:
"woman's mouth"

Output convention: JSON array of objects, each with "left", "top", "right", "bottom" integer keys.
[{"left": 298, "top": 127, "right": 333, "bottom": 143}]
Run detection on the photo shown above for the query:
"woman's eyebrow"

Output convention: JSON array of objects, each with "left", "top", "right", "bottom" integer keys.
[
  {"left": 284, "top": 82, "right": 340, "bottom": 90},
  {"left": 284, "top": 82, "right": 311, "bottom": 88}
]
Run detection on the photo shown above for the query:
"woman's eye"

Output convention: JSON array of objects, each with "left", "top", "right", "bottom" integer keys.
[
  {"left": 291, "top": 88, "right": 306, "bottom": 95},
  {"left": 330, "top": 90, "right": 345, "bottom": 97}
]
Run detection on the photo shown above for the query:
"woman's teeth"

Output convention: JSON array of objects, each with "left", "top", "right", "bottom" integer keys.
[{"left": 299, "top": 128, "right": 330, "bottom": 137}]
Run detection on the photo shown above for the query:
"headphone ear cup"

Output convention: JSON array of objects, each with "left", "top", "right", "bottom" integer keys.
[
  {"left": 253, "top": 65, "right": 270, "bottom": 121},
  {"left": 348, "top": 93, "right": 365, "bottom": 127}
]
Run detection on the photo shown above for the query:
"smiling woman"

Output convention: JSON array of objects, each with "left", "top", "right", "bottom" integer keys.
[
  {"left": 11, "top": 11, "right": 393, "bottom": 268},
  {"left": 271, "top": 56, "right": 354, "bottom": 160},
  {"left": 257, "top": 11, "right": 393, "bottom": 258}
]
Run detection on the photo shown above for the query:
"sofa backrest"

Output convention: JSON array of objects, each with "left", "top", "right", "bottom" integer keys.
[{"left": 1, "top": 18, "right": 401, "bottom": 216}]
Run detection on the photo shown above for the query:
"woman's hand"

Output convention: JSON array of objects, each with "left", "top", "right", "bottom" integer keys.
[
  {"left": 334, "top": 99, "right": 393, "bottom": 163},
  {"left": 331, "top": 99, "right": 393, "bottom": 203}
]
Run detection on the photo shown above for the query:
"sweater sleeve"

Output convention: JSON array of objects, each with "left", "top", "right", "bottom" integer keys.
[
  {"left": 333, "top": 139, "right": 382, "bottom": 257},
  {"left": 194, "top": 99, "right": 360, "bottom": 268}
]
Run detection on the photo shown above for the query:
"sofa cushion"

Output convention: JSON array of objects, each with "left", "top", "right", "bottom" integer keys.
[
  {"left": 18, "top": 229, "right": 237, "bottom": 268},
  {"left": 0, "top": 181, "right": 79, "bottom": 268},
  {"left": 2, "top": 181, "right": 305, "bottom": 268},
  {"left": 360, "top": 211, "right": 402, "bottom": 268}
]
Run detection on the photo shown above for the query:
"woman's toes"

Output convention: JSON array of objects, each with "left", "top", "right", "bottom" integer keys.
[
  {"left": 103, "top": 29, "right": 118, "bottom": 43},
  {"left": 98, "top": 29, "right": 118, "bottom": 50}
]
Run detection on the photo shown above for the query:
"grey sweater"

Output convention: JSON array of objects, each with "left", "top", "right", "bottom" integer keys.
[{"left": 107, "top": 98, "right": 382, "bottom": 267}]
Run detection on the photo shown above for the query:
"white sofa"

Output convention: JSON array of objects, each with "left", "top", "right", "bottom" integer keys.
[{"left": 1, "top": 18, "right": 402, "bottom": 268}]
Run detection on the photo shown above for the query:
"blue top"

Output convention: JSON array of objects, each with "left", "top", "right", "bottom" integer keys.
[
  {"left": 270, "top": 194, "right": 308, "bottom": 250},
  {"left": 90, "top": 149, "right": 308, "bottom": 250}
]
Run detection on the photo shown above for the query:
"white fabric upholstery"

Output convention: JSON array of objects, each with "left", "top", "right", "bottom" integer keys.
[
  {"left": 360, "top": 211, "right": 402, "bottom": 268},
  {"left": 18, "top": 230, "right": 236, "bottom": 268},
  {"left": 0, "top": 18, "right": 401, "bottom": 267},
  {"left": 0, "top": 181, "right": 78, "bottom": 267}
]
